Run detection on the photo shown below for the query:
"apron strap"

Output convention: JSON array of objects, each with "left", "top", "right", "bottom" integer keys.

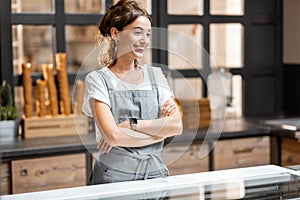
[
  {"left": 146, "top": 66, "right": 160, "bottom": 116},
  {"left": 146, "top": 65, "right": 159, "bottom": 95},
  {"left": 97, "top": 70, "right": 114, "bottom": 91},
  {"left": 133, "top": 154, "right": 155, "bottom": 180}
]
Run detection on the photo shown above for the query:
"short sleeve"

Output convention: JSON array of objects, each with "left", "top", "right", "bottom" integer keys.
[
  {"left": 82, "top": 71, "right": 111, "bottom": 117},
  {"left": 152, "top": 67, "right": 174, "bottom": 107}
]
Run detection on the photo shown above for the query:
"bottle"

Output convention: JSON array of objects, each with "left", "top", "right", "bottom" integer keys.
[
  {"left": 207, "top": 67, "right": 232, "bottom": 120},
  {"left": 219, "top": 67, "right": 232, "bottom": 107}
]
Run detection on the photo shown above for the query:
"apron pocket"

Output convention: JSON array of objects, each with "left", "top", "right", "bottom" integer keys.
[{"left": 102, "top": 166, "right": 139, "bottom": 183}]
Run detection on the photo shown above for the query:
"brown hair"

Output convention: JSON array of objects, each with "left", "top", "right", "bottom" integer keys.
[{"left": 97, "top": 0, "right": 152, "bottom": 67}]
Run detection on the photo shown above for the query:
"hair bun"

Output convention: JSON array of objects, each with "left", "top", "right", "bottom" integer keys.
[
  {"left": 109, "top": 0, "right": 126, "bottom": 10},
  {"left": 109, "top": 0, "right": 138, "bottom": 10},
  {"left": 98, "top": 0, "right": 150, "bottom": 37}
]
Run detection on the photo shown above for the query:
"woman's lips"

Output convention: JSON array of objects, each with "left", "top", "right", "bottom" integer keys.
[{"left": 135, "top": 48, "right": 145, "bottom": 54}]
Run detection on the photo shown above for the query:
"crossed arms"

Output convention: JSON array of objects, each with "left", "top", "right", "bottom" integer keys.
[{"left": 89, "top": 98, "right": 183, "bottom": 153}]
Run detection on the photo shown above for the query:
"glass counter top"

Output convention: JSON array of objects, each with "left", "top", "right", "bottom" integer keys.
[{"left": 2, "top": 165, "right": 300, "bottom": 200}]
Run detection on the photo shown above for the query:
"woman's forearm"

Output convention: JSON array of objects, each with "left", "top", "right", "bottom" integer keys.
[
  {"left": 115, "top": 128, "right": 165, "bottom": 147},
  {"left": 135, "top": 111, "right": 183, "bottom": 137},
  {"left": 96, "top": 120, "right": 165, "bottom": 147},
  {"left": 91, "top": 98, "right": 166, "bottom": 147},
  {"left": 117, "top": 99, "right": 183, "bottom": 138}
]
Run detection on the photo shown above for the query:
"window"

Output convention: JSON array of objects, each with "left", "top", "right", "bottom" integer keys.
[
  {"left": 65, "top": 0, "right": 105, "bottom": 14},
  {"left": 210, "top": 0, "right": 244, "bottom": 16},
  {"left": 166, "top": 0, "right": 245, "bottom": 118},
  {"left": 168, "top": 0, "right": 203, "bottom": 15},
  {"left": 65, "top": 25, "right": 98, "bottom": 71},
  {"left": 168, "top": 24, "right": 204, "bottom": 70},
  {"left": 12, "top": 25, "right": 54, "bottom": 74},
  {"left": 1, "top": 0, "right": 282, "bottom": 118},
  {"left": 210, "top": 23, "right": 244, "bottom": 68},
  {"left": 12, "top": 0, "right": 52, "bottom": 13}
]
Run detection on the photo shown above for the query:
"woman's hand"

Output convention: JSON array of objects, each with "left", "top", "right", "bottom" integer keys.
[
  {"left": 97, "top": 138, "right": 112, "bottom": 154},
  {"left": 160, "top": 99, "right": 177, "bottom": 117}
]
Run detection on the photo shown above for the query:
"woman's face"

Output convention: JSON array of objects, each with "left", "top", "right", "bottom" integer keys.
[{"left": 116, "top": 16, "right": 151, "bottom": 60}]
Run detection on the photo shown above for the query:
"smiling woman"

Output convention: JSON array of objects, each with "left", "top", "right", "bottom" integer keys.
[
  {"left": 110, "top": 17, "right": 152, "bottom": 68},
  {"left": 82, "top": 0, "right": 183, "bottom": 185}
]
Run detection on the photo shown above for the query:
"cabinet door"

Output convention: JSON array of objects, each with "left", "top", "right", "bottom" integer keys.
[
  {"left": 281, "top": 138, "right": 300, "bottom": 166},
  {"left": 11, "top": 153, "right": 86, "bottom": 194},
  {"left": 162, "top": 143, "right": 209, "bottom": 175},
  {"left": 214, "top": 136, "right": 270, "bottom": 170},
  {"left": 1, "top": 161, "right": 11, "bottom": 195}
]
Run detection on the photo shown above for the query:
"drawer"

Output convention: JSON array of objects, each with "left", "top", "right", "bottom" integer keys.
[
  {"left": 162, "top": 143, "right": 209, "bottom": 175},
  {"left": 281, "top": 138, "right": 300, "bottom": 166},
  {"left": 1, "top": 161, "right": 11, "bottom": 195},
  {"left": 214, "top": 136, "right": 270, "bottom": 170},
  {"left": 12, "top": 153, "right": 86, "bottom": 194}
]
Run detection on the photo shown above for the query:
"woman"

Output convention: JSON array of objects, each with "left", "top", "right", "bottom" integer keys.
[{"left": 82, "top": 0, "right": 182, "bottom": 185}]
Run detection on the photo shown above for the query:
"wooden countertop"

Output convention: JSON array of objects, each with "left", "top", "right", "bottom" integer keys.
[
  {"left": 0, "top": 118, "right": 271, "bottom": 160},
  {"left": 254, "top": 117, "right": 300, "bottom": 140}
]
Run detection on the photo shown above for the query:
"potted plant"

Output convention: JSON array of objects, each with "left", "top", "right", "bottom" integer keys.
[{"left": 0, "top": 80, "right": 19, "bottom": 141}]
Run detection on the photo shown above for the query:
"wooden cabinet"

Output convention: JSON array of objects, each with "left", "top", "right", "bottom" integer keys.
[
  {"left": 1, "top": 162, "right": 11, "bottom": 195},
  {"left": 214, "top": 136, "right": 270, "bottom": 170},
  {"left": 11, "top": 153, "right": 86, "bottom": 194},
  {"left": 162, "top": 143, "right": 209, "bottom": 175},
  {"left": 0, "top": 135, "right": 272, "bottom": 194},
  {"left": 281, "top": 138, "right": 300, "bottom": 166}
]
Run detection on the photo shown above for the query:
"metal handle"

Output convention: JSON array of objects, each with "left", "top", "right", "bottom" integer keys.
[{"left": 20, "top": 169, "right": 28, "bottom": 176}]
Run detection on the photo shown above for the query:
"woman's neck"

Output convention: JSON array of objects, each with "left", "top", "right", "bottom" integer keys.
[
  {"left": 110, "top": 56, "right": 136, "bottom": 73},
  {"left": 108, "top": 57, "right": 143, "bottom": 84}
]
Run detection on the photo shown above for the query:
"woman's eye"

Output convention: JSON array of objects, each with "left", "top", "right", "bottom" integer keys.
[
  {"left": 146, "top": 33, "right": 151, "bottom": 38},
  {"left": 134, "top": 32, "right": 142, "bottom": 36}
]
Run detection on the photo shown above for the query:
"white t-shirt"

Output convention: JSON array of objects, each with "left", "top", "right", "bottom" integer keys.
[
  {"left": 82, "top": 65, "right": 173, "bottom": 117},
  {"left": 82, "top": 65, "right": 173, "bottom": 142}
]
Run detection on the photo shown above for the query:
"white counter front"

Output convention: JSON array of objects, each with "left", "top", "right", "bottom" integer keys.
[{"left": 2, "top": 165, "right": 300, "bottom": 200}]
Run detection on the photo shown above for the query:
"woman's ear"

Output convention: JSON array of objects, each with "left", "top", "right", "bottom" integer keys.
[{"left": 110, "top": 27, "right": 119, "bottom": 40}]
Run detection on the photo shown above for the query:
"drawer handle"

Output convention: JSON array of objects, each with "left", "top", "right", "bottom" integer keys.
[
  {"left": 20, "top": 169, "right": 28, "bottom": 176},
  {"left": 233, "top": 148, "right": 254, "bottom": 154}
]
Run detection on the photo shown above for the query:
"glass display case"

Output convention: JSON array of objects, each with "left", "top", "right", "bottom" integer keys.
[{"left": 2, "top": 165, "right": 300, "bottom": 200}]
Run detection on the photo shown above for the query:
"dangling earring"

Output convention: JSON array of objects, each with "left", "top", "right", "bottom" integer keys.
[{"left": 113, "top": 39, "right": 118, "bottom": 53}]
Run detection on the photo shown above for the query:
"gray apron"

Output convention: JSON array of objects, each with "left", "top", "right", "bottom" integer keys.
[{"left": 89, "top": 66, "right": 169, "bottom": 185}]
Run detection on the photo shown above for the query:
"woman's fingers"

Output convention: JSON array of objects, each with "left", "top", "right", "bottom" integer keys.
[
  {"left": 97, "top": 138, "right": 112, "bottom": 154},
  {"left": 105, "top": 145, "right": 112, "bottom": 153},
  {"left": 161, "top": 103, "right": 176, "bottom": 116},
  {"left": 97, "top": 138, "right": 104, "bottom": 150},
  {"left": 98, "top": 139, "right": 105, "bottom": 154}
]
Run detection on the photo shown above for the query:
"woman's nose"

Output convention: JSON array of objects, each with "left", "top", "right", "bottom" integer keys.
[
  {"left": 140, "top": 38, "right": 146, "bottom": 45},
  {"left": 140, "top": 34, "right": 149, "bottom": 45}
]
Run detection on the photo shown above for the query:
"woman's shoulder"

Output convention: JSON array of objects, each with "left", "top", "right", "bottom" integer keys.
[
  {"left": 85, "top": 68, "right": 111, "bottom": 85},
  {"left": 86, "top": 67, "right": 109, "bottom": 78}
]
